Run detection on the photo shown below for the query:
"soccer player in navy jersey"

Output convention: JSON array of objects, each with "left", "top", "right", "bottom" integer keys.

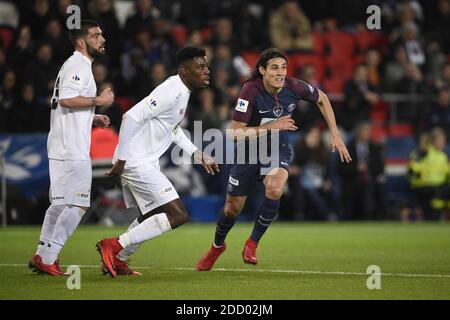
[{"left": 196, "top": 48, "right": 352, "bottom": 271}]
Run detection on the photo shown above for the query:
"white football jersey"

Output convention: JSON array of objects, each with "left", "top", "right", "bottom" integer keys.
[
  {"left": 47, "top": 51, "right": 97, "bottom": 160},
  {"left": 113, "top": 75, "right": 191, "bottom": 168}
]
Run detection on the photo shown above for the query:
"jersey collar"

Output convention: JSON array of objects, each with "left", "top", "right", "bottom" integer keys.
[
  {"left": 175, "top": 74, "right": 191, "bottom": 94},
  {"left": 74, "top": 51, "right": 93, "bottom": 66}
]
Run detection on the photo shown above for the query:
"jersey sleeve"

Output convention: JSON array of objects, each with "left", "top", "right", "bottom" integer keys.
[
  {"left": 289, "top": 78, "right": 319, "bottom": 104},
  {"left": 231, "top": 81, "right": 257, "bottom": 124},
  {"left": 126, "top": 85, "right": 173, "bottom": 124},
  {"left": 59, "top": 65, "right": 88, "bottom": 99}
]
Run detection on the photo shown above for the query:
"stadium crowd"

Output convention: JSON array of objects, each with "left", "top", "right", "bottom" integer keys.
[{"left": 1, "top": 0, "right": 450, "bottom": 222}]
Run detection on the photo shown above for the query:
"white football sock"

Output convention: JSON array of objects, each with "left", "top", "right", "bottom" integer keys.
[
  {"left": 36, "top": 204, "right": 65, "bottom": 256},
  {"left": 118, "top": 213, "right": 172, "bottom": 248},
  {"left": 41, "top": 206, "right": 85, "bottom": 265},
  {"left": 117, "top": 219, "right": 143, "bottom": 261}
]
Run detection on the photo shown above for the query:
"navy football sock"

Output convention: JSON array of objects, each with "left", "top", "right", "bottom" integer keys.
[
  {"left": 214, "top": 208, "right": 236, "bottom": 247},
  {"left": 250, "top": 197, "right": 280, "bottom": 243}
]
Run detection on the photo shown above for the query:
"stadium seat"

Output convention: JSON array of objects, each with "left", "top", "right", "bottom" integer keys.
[
  {"left": 388, "top": 124, "right": 414, "bottom": 137},
  {"left": 371, "top": 124, "right": 387, "bottom": 144},
  {"left": 311, "top": 32, "right": 325, "bottom": 55},
  {"left": 0, "top": 27, "right": 14, "bottom": 50},
  {"left": 323, "top": 30, "right": 355, "bottom": 57},
  {"left": 325, "top": 56, "right": 355, "bottom": 80},
  {"left": 354, "top": 30, "right": 380, "bottom": 53},
  {"left": 170, "top": 25, "right": 187, "bottom": 47},
  {"left": 201, "top": 26, "right": 213, "bottom": 42},
  {"left": 323, "top": 77, "right": 345, "bottom": 94},
  {"left": 291, "top": 54, "right": 325, "bottom": 81},
  {"left": 385, "top": 136, "right": 416, "bottom": 160},
  {"left": 90, "top": 127, "right": 119, "bottom": 160},
  {"left": 241, "top": 51, "right": 259, "bottom": 69},
  {"left": 116, "top": 96, "right": 135, "bottom": 114}
]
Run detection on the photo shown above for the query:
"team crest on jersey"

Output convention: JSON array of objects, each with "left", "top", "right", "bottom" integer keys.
[
  {"left": 273, "top": 106, "right": 283, "bottom": 117},
  {"left": 287, "top": 103, "right": 296, "bottom": 113}
]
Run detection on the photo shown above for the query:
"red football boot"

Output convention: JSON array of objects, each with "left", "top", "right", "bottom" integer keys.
[
  {"left": 196, "top": 243, "right": 227, "bottom": 271},
  {"left": 28, "top": 255, "right": 40, "bottom": 272},
  {"left": 33, "top": 255, "right": 67, "bottom": 276},
  {"left": 242, "top": 239, "right": 258, "bottom": 265},
  {"left": 100, "top": 260, "right": 142, "bottom": 276},
  {"left": 96, "top": 237, "right": 124, "bottom": 278}
]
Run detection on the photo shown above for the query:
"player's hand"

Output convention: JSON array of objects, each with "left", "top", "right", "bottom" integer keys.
[
  {"left": 105, "top": 160, "right": 125, "bottom": 176},
  {"left": 97, "top": 87, "right": 114, "bottom": 107},
  {"left": 194, "top": 150, "right": 220, "bottom": 176},
  {"left": 266, "top": 115, "right": 298, "bottom": 132},
  {"left": 93, "top": 115, "right": 110, "bottom": 128},
  {"left": 331, "top": 135, "right": 352, "bottom": 163}
]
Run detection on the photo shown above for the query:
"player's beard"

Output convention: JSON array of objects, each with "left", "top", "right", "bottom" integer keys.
[{"left": 86, "top": 43, "right": 105, "bottom": 59}]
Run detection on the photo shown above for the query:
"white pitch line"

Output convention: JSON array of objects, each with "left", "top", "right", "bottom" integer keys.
[{"left": 1, "top": 263, "right": 450, "bottom": 279}]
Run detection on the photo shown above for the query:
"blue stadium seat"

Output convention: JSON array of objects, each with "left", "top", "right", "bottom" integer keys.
[{"left": 385, "top": 136, "right": 416, "bottom": 160}]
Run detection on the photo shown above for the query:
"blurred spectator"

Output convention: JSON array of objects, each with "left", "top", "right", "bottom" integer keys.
[
  {"left": 23, "top": 0, "right": 52, "bottom": 39},
  {"left": 210, "top": 45, "right": 240, "bottom": 104},
  {"left": 395, "top": 62, "right": 427, "bottom": 125},
  {"left": 425, "top": 40, "right": 447, "bottom": 85},
  {"left": 406, "top": 128, "right": 449, "bottom": 220},
  {"left": 24, "top": 42, "right": 58, "bottom": 102},
  {"left": 208, "top": 17, "right": 240, "bottom": 55},
  {"left": 119, "top": 47, "right": 148, "bottom": 98},
  {"left": 298, "top": 64, "right": 322, "bottom": 89},
  {"left": 0, "top": 46, "right": 6, "bottom": 80},
  {"left": 0, "top": 69, "right": 17, "bottom": 133},
  {"left": 269, "top": 1, "right": 313, "bottom": 52},
  {"left": 9, "top": 83, "right": 36, "bottom": 133},
  {"left": 191, "top": 88, "right": 223, "bottom": 132},
  {"left": 187, "top": 29, "right": 204, "bottom": 47},
  {"left": 422, "top": 87, "right": 450, "bottom": 137},
  {"left": 365, "top": 49, "right": 382, "bottom": 89},
  {"left": 290, "top": 126, "right": 339, "bottom": 221},
  {"left": 384, "top": 46, "right": 409, "bottom": 91},
  {"left": 7, "top": 25, "right": 35, "bottom": 73},
  {"left": 150, "top": 18, "right": 179, "bottom": 70},
  {"left": 400, "top": 22, "right": 426, "bottom": 67},
  {"left": 124, "top": 0, "right": 160, "bottom": 40},
  {"left": 425, "top": 0, "right": 450, "bottom": 54},
  {"left": 93, "top": 61, "right": 109, "bottom": 87},
  {"left": 148, "top": 62, "right": 167, "bottom": 92},
  {"left": 339, "top": 64, "right": 379, "bottom": 132},
  {"left": 42, "top": 19, "right": 72, "bottom": 64},
  {"left": 234, "top": 2, "right": 269, "bottom": 51},
  {"left": 435, "top": 63, "right": 450, "bottom": 89},
  {"left": 338, "top": 123, "right": 386, "bottom": 220}
]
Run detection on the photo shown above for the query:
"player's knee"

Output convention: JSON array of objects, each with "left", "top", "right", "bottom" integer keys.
[
  {"left": 168, "top": 206, "right": 189, "bottom": 228},
  {"left": 265, "top": 186, "right": 284, "bottom": 200},
  {"left": 75, "top": 206, "right": 88, "bottom": 214},
  {"left": 224, "top": 201, "right": 242, "bottom": 217}
]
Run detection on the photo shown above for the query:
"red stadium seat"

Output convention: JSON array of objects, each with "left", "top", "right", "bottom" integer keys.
[
  {"left": 170, "top": 25, "right": 187, "bottom": 47},
  {"left": 90, "top": 127, "right": 119, "bottom": 160},
  {"left": 388, "top": 124, "right": 414, "bottom": 137},
  {"left": 311, "top": 32, "right": 325, "bottom": 55},
  {"left": 291, "top": 54, "right": 325, "bottom": 81},
  {"left": 371, "top": 124, "right": 387, "bottom": 144},
  {"left": 241, "top": 51, "right": 259, "bottom": 69},
  {"left": 201, "top": 26, "right": 213, "bottom": 42},
  {"left": 354, "top": 31, "right": 380, "bottom": 53},
  {"left": 0, "top": 27, "right": 14, "bottom": 50},
  {"left": 323, "top": 30, "right": 355, "bottom": 57},
  {"left": 116, "top": 96, "right": 135, "bottom": 114},
  {"left": 325, "top": 56, "right": 355, "bottom": 80},
  {"left": 323, "top": 78, "right": 345, "bottom": 94}
]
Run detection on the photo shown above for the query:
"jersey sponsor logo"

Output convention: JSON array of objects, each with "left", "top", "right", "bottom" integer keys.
[
  {"left": 308, "top": 84, "right": 315, "bottom": 93},
  {"left": 149, "top": 98, "right": 157, "bottom": 108},
  {"left": 287, "top": 103, "right": 296, "bottom": 113},
  {"left": 69, "top": 73, "right": 81, "bottom": 84},
  {"left": 229, "top": 176, "right": 239, "bottom": 186},
  {"left": 160, "top": 187, "right": 173, "bottom": 196},
  {"left": 52, "top": 196, "right": 65, "bottom": 201},
  {"left": 235, "top": 99, "right": 249, "bottom": 113},
  {"left": 273, "top": 106, "right": 283, "bottom": 117},
  {"left": 75, "top": 192, "right": 89, "bottom": 199}
]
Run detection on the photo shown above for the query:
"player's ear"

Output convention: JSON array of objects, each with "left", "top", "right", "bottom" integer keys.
[
  {"left": 258, "top": 66, "right": 266, "bottom": 76},
  {"left": 179, "top": 65, "right": 189, "bottom": 77},
  {"left": 76, "top": 38, "right": 85, "bottom": 49}
]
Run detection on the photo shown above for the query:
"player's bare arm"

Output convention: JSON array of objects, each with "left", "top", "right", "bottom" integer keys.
[
  {"left": 193, "top": 150, "right": 220, "bottom": 176},
  {"left": 59, "top": 87, "right": 114, "bottom": 109},
  {"left": 229, "top": 117, "right": 297, "bottom": 141},
  {"left": 316, "top": 90, "right": 352, "bottom": 163}
]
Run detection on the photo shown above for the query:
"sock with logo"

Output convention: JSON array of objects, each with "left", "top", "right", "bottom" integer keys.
[
  {"left": 36, "top": 204, "right": 65, "bottom": 256},
  {"left": 118, "top": 213, "right": 172, "bottom": 247},
  {"left": 213, "top": 208, "right": 236, "bottom": 247},
  {"left": 117, "top": 219, "right": 143, "bottom": 261},
  {"left": 41, "top": 206, "right": 85, "bottom": 265},
  {"left": 250, "top": 197, "right": 279, "bottom": 243}
]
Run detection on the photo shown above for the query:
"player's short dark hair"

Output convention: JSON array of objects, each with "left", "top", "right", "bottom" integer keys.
[
  {"left": 176, "top": 45, "right": 206, "bottom": 67},
  {"left": 250, "top": 48, "right": 288, "bottom": 80},
  {"left": 68, "top": 20, "right": 100, "bottom": 47}
]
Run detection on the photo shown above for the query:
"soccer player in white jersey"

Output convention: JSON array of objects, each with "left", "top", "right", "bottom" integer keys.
[
  {"left": 28, "top": 20, "right": 114, "bottom": 275},
  {"left": 96, "top": 46, "right": 219, "bottom": 277}
]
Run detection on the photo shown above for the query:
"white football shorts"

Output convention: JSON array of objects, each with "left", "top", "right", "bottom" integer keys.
[
  {"left": 49, "top": 159, "right": 92, "bottom": 207},
  {"left": 121, "top": 164, "right": 179, "bottom": 215}
]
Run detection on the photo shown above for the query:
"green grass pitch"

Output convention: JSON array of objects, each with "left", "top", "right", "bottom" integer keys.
[{"left": 0, "top": 222, "right": 449, "bottom": 300}]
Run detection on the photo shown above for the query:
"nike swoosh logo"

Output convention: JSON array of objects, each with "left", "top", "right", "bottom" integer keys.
[{"left": 259, "top": 110, "right": 271, "bottom": 114}]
